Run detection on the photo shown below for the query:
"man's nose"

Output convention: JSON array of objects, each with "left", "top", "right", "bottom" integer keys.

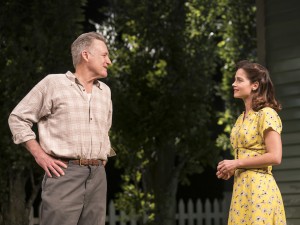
[{"left": 107, "top": 57, "right": 112, "bottom": 65}]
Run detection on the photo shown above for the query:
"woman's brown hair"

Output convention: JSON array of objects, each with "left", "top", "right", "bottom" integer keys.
[{"left": 236, "top": 60, "right": 281, "bottom": 112}]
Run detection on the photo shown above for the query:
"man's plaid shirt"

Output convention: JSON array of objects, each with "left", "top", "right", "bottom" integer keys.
[{"left": 8, "top": 71, "right": 113, "bottom": 160}]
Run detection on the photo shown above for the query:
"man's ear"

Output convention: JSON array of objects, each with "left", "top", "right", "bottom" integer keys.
[{"left": 81, "top": 50, "right": 89, "bottom": 62}]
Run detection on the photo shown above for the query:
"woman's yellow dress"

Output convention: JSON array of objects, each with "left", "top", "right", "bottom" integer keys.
[{"left": 228, "top": 107, "right": 286, "bottom": 225}]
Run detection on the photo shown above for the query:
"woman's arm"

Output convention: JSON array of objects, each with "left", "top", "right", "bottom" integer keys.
[{"left": 217, "top": 128, "right": 282, "bottom": 177}]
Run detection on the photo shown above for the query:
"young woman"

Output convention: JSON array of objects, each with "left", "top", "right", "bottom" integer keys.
[{"left": 217, "top": 60, "right": 286, "bottom": 224}]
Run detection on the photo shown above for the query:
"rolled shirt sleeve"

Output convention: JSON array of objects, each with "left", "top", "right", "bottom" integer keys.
[{"left": 8, "top": 77, "right": 51, "bottom": 144}]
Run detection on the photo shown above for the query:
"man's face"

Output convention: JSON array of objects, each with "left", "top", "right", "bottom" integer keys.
[{"left": 87, "top": 39, "right": 112, "bottom": 78}]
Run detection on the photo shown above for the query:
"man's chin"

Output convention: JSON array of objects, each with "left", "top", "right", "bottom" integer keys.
[{"left": 97, "top": 73, "right": 108, "bottom": 79}]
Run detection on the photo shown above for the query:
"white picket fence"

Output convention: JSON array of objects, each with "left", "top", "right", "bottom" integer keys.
[{"left": 29, "top": 196, "right": 231, "bottom": 225}]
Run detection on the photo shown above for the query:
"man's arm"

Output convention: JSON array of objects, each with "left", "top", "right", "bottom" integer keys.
[{"left": 8, "top": 76, "right": 66, "bottom": 177}]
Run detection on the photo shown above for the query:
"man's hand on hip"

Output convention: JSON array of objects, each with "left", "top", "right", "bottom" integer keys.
[{"left": 24, "top": 139, "right": 67, "bottom": 177}]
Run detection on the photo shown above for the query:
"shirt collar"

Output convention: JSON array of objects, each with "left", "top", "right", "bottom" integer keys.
[{"left": 65, "top": 71, "right": 102, "bottom": 90}]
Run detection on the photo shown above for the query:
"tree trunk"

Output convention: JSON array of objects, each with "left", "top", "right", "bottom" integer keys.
[
  {"left": 144, "top": 145, "right": 184, "bottom": 225},
  {"left": 1, "top": 168, "right": 40, "bottom": 225},
  {"left": 7, "top": 170, "right": 28, "bottom": 225},
  {"left": 154, "top": 175, "right": 178, "bottom": 225}
]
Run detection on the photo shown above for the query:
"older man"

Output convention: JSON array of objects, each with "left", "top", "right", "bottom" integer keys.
[{"left": 8, "top": 32, "right": 114, "bottom": 225}]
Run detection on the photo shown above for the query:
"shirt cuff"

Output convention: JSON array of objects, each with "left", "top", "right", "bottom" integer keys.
[{"left": 13, "top": 132, "right": 36, "bottom": 144}]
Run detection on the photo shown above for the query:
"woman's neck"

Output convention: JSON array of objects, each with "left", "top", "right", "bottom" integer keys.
[{"left": 244, "top": 98, "right": 253, "bottom": 115}]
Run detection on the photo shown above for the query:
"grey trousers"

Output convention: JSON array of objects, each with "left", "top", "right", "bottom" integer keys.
[{"left": 40, "top": 162, "right": 107, "bottom": 225}]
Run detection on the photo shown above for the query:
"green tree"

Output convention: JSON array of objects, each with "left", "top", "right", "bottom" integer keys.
[
  {"left": 94, "top": 0, "right": 257, "bottom": 224},
  {"left": 0, "top": 1, "right": 84, "bottom": 224},
  {"left": 216, "top": 0, "right": 257, "bottom": 152},
  {"left": 103, "top": 0, "right": 222, "bottom": 224}
]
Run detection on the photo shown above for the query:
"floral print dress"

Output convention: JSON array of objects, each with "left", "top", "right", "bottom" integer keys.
[{"left": 228, "top": 107, "right": 286, "bottom": 225}]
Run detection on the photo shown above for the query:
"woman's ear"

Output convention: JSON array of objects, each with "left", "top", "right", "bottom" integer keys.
[{"left": 252, "top": 81, "right": 259, "bottom": 91}]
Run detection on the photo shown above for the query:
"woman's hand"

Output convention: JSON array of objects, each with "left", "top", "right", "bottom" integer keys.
[
  {"left": 216, "top": 159, "right": 239, "bottom": 180},
  {"left": 216, "top": 169, "right": 234, "bottom": 180}
]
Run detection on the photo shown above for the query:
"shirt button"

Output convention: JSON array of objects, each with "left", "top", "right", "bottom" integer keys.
[
  {"left": 90, "top": 118, "right": 92, "bottom": 120},
  {"left": 83, "top": 89, "right": 85, "bottom": 91}
]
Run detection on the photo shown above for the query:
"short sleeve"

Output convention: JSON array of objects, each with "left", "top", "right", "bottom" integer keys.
[{"left": 258, "top": 107, "right": 282, "bottom": 136}]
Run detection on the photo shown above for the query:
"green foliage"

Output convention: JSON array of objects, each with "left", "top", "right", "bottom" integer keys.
[
  {"left": 0, "top": 0, "right": 85, "bottom": 223},
  {"left": 95, "top": 1, "right": 257, "bottom": 223},
  {"left": 215, "top": 0, "right": 257, "bottom": 152},
  {"left": 102, "top": 0, "right": 223, "bottom": 223},
  {"left": 110, "top": 0, "right": 220, "bottom": 171},
  {"left": 114, "top": 149, "right": 155, "bottom": 223}
]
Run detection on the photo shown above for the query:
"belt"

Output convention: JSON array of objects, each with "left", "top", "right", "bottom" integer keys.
[{"left": 59, "top": 158, "right": 103, "bottom": 166}]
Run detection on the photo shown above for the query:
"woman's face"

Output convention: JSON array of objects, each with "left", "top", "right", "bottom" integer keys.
[{"left": 232, "top": 69, "right": 258, "bottom": 100}]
